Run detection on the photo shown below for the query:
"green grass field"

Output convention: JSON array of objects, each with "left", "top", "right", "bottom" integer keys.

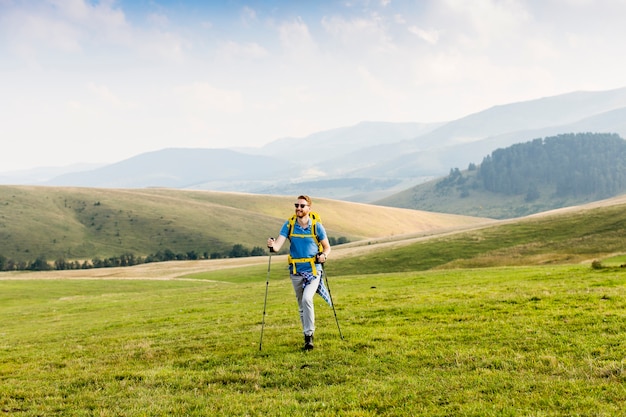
[
  {"left": 3, "top": 190, "right": 626, "bottom": 415},
  {"left": 1, "top": 263, "right": 625, "bottom": 416}
]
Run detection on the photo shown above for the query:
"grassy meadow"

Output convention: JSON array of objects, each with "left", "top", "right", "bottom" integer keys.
[
  {"left": 1, "top": 264, "right": 625, "bottom": 416},
  {"left": 2, "top": 191, "right": 626, "bottom": 415}
]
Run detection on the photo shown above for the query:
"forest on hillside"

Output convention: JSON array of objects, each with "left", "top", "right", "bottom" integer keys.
[
  {"left": 477, "top": 133, "right": 626, "bottom": 198},
  {"left": 439, "top": 133, "right": 626, "bottom": 202},
  {"left": 478, "top": 133, "right": 626, "bottom": 199},
  {"left": 376, "top": 132, "right": 626, "bottom": 219}
]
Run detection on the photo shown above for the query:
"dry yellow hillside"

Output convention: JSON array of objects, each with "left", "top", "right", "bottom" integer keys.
[
  {"left": 140, "top": 189, "right": 496, "bottom": 239},
  {"left": 0, "top": 186, "right": 493, "bottom": 262}
]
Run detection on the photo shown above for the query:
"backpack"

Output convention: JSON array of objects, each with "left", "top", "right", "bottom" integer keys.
[{"left": 286, "top": 212, "right": 323, "bottom": 275}]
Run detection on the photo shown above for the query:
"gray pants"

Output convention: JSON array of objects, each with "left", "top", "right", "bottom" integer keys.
[{"left": 290, "top": 272, "right": 321, "bottom": 337}]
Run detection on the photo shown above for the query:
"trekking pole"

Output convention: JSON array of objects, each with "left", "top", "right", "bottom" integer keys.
[
  {"left": 259, "top": 245, "right": 274, "bottom": 351},
  {"left": 323, "top": 267, "right": 344, "bottom": 340}
]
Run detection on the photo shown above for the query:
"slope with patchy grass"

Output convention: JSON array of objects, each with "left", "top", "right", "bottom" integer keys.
[
  {"left": 0, "top": 185, "right": 490, "bottom": 262},
  {"left": 330, "top": 194, "right": 626, "bottom": 274}
]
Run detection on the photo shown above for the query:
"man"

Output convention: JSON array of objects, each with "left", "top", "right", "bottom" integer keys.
[{"left": 267, "top": 195, "right": 331, "bottom": 350}]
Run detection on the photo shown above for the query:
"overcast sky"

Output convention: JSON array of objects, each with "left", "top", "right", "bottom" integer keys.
[{"left": 2, "top": 0, "right": 626, "bottom": 172}]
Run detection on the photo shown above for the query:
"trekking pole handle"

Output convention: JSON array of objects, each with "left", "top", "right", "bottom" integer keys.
[{"left": 267, "top": 237, "right": 276, "bottom": 253}]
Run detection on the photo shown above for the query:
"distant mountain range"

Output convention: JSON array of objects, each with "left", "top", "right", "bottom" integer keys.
[{"left": 4, "top": 87, "right": 626, "bottom": 203}]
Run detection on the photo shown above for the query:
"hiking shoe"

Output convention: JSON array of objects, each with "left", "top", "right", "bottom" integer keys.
[{"left": 304, "top": 335, "right": 314, "bottom": 350}]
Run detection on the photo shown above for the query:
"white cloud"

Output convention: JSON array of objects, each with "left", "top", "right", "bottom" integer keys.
[
  {"left": 358, "top": 66, "right": 403, "bottom": 102},
  {"left": 0, "top": 0, "right": 188, "bottom": 65},
  {"left": 135, "top": 29, "right": 188, "bottom": 63},
  {"left": 13, "top": 12, "right": 82, "bottom": 55},
  {"left": 48, "top": 0, "right": 93, "bottom": 21},
  {"left": 241, "top": 6, "right": 258, "bottom": 25},
  {"left": 175, "top": 82, "right": 244, "bottom": 114},
  {"left": 277, "top": 17, "right": 318, "bottom": 59},
  {"left": 322, "top": 14, "right": 397, "bottom": 54},
  {"left": 408, "top": 25, "right": 439, "bottom": 44},
  {"left": 48, "top": 0, "right": 128, "bottom": 39},
  {"left": 87, "top": 83, "right": 136, "bottom": 110},
  {"left": 436, "top": 0, "right": 531, "bottom": 50},
  {"left": 147, "top": 12, "right": 170, "bottom": 28},
  {"left": 216, "top": 40, "right": 268, "bottom": 61}
]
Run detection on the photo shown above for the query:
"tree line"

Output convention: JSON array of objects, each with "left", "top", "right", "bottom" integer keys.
[
  {"left": 477, "top": 133, "right": 626, "bottom": 199},
  {"left": 0, "top": 236, "right": 350, "bottom": 272}
]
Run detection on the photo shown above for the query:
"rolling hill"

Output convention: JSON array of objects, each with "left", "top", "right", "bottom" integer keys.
[
  {"left": 331, "top": 193, "right": 626, "bottom": 275},
  {"left": 6, "top": 189, "right": 626, "bottom": 280},
  {"left": 0, "top": 185, "right": 491, "bottom": 264}
]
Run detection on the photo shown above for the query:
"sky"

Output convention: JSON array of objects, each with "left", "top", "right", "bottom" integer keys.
[{"left": 2, "top": 0, "right": 626, "bottom": 172}]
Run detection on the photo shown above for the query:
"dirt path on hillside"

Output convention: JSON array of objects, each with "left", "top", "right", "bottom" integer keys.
[{"left": 0, "top": 257, "right": 276, "bottom": 281}]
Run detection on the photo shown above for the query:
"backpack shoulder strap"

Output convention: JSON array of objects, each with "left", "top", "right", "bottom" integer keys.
[
  {"left": 286, "top": 211, "right": 324, "bottom": 275},
  {"left": 310, "top": 212, "right": 321, "bottom": 244},
  {"left": 287, "top": 214, "right": 297, "bottom": 240},
  {"left": 287, "top": 212, "right": 322, "bottom": 247}
]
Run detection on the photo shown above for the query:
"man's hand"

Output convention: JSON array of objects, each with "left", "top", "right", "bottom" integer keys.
[
  {"left": 316, "top": 252, "right": 327, "bottom": 263},
  {"left": 267, "top": 237, "right": 275, "bottom": 252}
]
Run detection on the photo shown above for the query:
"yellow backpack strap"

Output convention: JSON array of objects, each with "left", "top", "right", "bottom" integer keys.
[
  {"left": 287, "top": 255, "right": 318, "bottom": 275},
  {"left": 287, "top": 212, "right": 323, "bottom": 274},
  {"left": 288, "top": 212, "right": 321, "bottom": 245},
  {"left": 311, "top": 212, "right": 323, "bottom": 252},
  {"left": 287, "top": 214, "right": 296, "bottom": 239}
]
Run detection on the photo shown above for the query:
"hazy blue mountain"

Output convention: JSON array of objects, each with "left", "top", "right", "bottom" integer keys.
[
  {"left": 342, "top": 104, "right": 626, "bottom": 180},
  {"left": 47, "top": 148, "right": 292, "bottom": 188},
  {"left": 20, "top": 86, "right": 626, "bottom": 201},
  {"left": 316, "top": 88, "right": 626, "bottom": 180},
  {"left": 0, "top": 164, "right": 103, "bottom": 185},
  {"left": 408, "top": 87, "right": 626, "bottom": 149},
  {"left": 246, "top": 121, "right": 444, "bottom": 162}
]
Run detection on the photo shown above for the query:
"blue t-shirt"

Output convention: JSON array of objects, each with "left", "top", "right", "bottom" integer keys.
[{"left": 279, "top": 217, "right": 327, "bottom": 273}]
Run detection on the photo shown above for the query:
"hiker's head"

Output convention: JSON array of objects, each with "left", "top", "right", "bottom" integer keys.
[
  {"left": 295, "top": 195, "right": 311, "bottom": 213},
  {"left": 297, "top": 195, "right": 311, "bottom": 206}
]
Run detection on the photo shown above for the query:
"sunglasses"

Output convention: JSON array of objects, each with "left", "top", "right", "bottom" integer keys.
[{"left": 294, "top": 203, "right": 308, "bottom": 208}]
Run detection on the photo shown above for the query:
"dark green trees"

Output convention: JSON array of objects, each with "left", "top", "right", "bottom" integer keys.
[{"left": 477, "top": 133, "right": 626, "bottom": 198}]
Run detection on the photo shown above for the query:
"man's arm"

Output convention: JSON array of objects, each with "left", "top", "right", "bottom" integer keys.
[
  {"left": 267, "top": 235, "right": 287, "bottom": 252},
  {"left": 316, "top": 238, "right": 331, "bottom": 262}
]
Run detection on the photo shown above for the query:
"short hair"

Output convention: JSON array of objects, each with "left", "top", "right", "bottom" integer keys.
[{"left": 297, "top": 195, "right": 312, "bottom": 206}]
